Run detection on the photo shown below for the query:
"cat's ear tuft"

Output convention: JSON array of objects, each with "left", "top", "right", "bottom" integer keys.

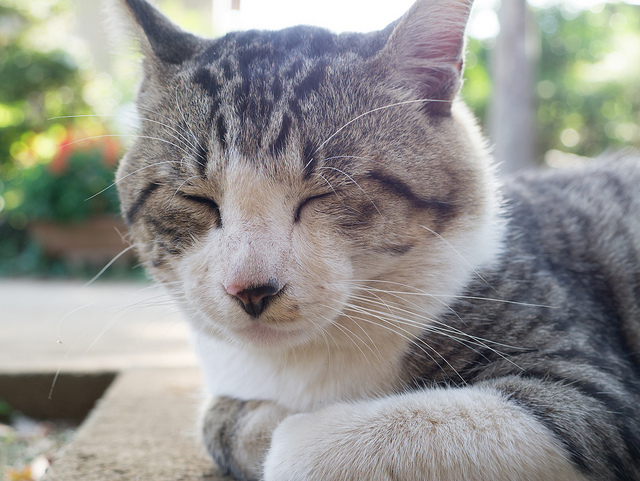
[
  {"left": 109, "top": 0, "right": 201, "bottom": 65},
  {"left": 383, "top": 0, "right": 473, "bottom": 115}
]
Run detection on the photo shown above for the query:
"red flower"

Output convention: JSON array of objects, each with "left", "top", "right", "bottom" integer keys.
[
  {"left": 102, "top": 137, "right": 121, "bottom": 166},
  {"left": 49, "top": 134, "right": 74, "bottom": 175}
]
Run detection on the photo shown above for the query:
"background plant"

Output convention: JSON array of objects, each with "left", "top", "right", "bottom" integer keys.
[
  {"left": 0, "top": 0, "right": 129, "bottom": 277},
  {"left": 1, "top": 0, "right": 639, "bottom": 278},
  {"left": 461, "top": 2, "right": 640, "bottom": 160}
]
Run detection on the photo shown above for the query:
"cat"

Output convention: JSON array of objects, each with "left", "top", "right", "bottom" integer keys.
[{"left": 113, "top": 0, "right": 640, "bottom": 479}]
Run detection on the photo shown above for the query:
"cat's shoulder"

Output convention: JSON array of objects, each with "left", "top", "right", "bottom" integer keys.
[
  {"left": 505, "top": 151, "right": 640, "bottom": 196},
  {"left": 502, "top": 152, "right": 640, "bottom": 224}
]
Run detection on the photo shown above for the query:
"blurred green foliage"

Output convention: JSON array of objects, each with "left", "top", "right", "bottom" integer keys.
[
  {"left": 0, "top": 0, "right": 127, "bottom": 278},
  {"left": 462, "top": 2, "right": 640, "bottom": 160},
  {"left": 0, "top": 398, "right": 14, "bottom": 423},
  {"left": 461, "top": 37, "right": 492, "bottom": 123},
  {"left": 17, "top": 138, "right": 121, "bottom": 223},
  {"left": 1, "top": 1, "right": 639, "bottom": 279},
  {"left": 535, "top": 3, "right": 640, "bottom": 158}
]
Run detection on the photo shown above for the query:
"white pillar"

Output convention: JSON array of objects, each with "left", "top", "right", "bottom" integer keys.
[{"left": 489, "top": 0, "right": 538, "bottom": 175}]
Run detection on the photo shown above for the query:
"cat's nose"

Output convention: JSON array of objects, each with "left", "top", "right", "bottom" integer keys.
[{"left": 225, "top": 281, "right": 281, "bottom": 317}]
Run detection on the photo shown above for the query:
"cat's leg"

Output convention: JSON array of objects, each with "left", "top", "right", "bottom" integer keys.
[
  {"left": 264, "top": 385, "right": 589, "bottom": 481},
  {"left": 202, "top": 396, "right": 291, "bottom": 481}
]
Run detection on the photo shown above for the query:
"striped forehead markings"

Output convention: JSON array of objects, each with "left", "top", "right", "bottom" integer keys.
[
  {"left": 187, "top": 26, "right": 383, "bottom": 173},
  {"left": 190, "top": 55, "right": 329, "bottom": 165}
]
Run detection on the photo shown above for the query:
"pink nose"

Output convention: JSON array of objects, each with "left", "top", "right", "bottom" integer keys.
[{"left": 225, "top": 281, "right": 281, "bottom": 317}]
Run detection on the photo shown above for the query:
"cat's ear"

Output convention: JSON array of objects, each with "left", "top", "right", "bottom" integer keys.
[
  {"left": 382, "top": 0, "right": 472, "bottom": 115},
  {"left": 110, "top": 0, "right": 201, "bottom": 65}
]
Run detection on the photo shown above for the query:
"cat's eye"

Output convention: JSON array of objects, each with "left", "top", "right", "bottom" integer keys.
[
  {"left": 180, "top": 193, "right": 222, "bottom": 225},
  {"left": 294, "top": 193, "right": 333, "bottom": 222}
]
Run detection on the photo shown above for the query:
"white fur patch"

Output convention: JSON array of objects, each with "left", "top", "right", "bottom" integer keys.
[
  {"left": 192, "top": 330, "right": 407, "bottom": 412},
  {"left": 263, "top": 387, "right": 588, "bottom": 481}
]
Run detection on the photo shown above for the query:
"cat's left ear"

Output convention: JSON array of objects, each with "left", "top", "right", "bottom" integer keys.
[
  {"left": 381, "top": 0, "right": 473, "bottom": 115},
  {"left": 110, "top": 0, "right": 201, "bottom": 65}
]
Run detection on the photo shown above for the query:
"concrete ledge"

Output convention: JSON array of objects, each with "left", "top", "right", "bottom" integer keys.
[
  {"left": 2, "top": 281, "right": 226, "bottom": 479},
  {"left": 44, "top": 368, "right": 231, "bottom": 481}
]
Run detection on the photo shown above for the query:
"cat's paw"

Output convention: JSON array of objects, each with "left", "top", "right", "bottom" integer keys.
[
  {"left": 202, "top": 396, "right": 291, "bottom": 481},
  {"left": 263, "top": 388, "right": 588, "bottom": 481},
  {"left": 263, "top": 404, "right": 395, "bottom": 481}
]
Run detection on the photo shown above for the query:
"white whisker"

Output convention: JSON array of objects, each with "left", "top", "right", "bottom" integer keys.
[
  {"left": 53, "top": 134, "right": 203, "bottom": 169},
  {"left": 323, "top": 315, "right": 370, "bottom": 360},
  {"left": 86, "top": 160, "right": 183, "bottom": 200},
  {"left": 84, "top": 244, "right": 137, "bottom": 287},
  {"left": 315, "top": 98, "right": 451, "bottom": 154},
  {"left": 348, "top": 290, "right": 525, "bottom": 357},
  {"left": 324, "top": 303, "right": 465, "bottom": 383},
  {"left": 318, "top": 166, "right": 382, "bottom": 217},
  {"left": 173, "top": 90, "right": 208, "bottom": 162},
  {"left": 419, "top": 224, "right": 496, "bottom": 291},
  {"left": 320, "top": 313, "right": 381, "bottom": 362},
  {"left": 49, "top": 113, "right": 205, "bottom": 163},
  {"left": 347, "top": 279, "right": 556, "bottom": 310}
]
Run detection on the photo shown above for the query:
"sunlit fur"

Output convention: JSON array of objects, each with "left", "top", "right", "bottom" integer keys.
[
  {"left": 115, "top": 0, "right": 503, "bottom": 408},
  {"left": 114, "top": 0, "right": 640, "bottom": 480}
]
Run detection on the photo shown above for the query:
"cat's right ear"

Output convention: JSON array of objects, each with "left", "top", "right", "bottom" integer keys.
[
  {"left": 380, "top": 0, "right": 473, "bottom": 115},
  {"left": 107, "top": 0, "right": 201, "bottom": 66}
]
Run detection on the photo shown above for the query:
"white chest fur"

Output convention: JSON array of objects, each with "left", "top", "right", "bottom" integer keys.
[{"left": 192, "top": 328, "right": 406, "bottom": 412}]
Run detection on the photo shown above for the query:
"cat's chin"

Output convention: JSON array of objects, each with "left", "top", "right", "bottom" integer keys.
[{"left": 230, "top": 322, "right": 309, "bottom": 349}]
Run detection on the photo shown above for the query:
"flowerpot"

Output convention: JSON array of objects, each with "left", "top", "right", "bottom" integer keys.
[{"left": 28, "top": 217, "right": 135, "bottom": 266}]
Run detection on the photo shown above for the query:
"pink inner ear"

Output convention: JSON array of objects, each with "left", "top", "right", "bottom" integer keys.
[{"left": 387, "top": 0, "right": 472, "bottom": 112}]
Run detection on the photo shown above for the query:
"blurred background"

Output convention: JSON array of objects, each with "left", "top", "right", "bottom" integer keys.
[
  {"left": 1, "top": 0, "right": 639, "bottom": 280},
  {"left": 0, "top": 1, "right": 639, "bottom": 479}
]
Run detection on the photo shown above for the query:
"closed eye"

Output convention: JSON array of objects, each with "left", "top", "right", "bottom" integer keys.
[
  {"left": 294, "top": 193, "right": 334, "bottom": 222},
  {"left": 180, "top": 193, "right": 222, "bottom": 226}
]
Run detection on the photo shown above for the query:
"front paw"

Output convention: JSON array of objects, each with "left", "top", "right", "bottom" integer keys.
[
  {"left": 263, "top": 389, "right": 588, "bottom": 481},
  {"left": 263, "top": 407, "right": 384, "bottom": 481},
  {"left": 202, "top": 396, "right": 290, "bottom": 481}
]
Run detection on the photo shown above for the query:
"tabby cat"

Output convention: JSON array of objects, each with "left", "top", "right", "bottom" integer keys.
[{"left": 113, "top": 0, "right": 640, "bottom": 479}]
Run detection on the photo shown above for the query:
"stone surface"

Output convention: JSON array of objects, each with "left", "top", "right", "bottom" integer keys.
[
  {"left": 1, "top": 280, "right": 229, "bottom": 480},
  {"left": 0, "top": 280, "right": 197, "bottom": 373},
  {"left": 43, "top": 368, "right": 231, "bottom": 481}
]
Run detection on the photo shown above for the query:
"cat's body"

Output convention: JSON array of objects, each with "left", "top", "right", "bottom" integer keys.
[
  {"left": 114, "top": 0, "right": 640, "bottom": 479},
  {"left": 199, "top": 158, "right": 640, "bottom": 480}
]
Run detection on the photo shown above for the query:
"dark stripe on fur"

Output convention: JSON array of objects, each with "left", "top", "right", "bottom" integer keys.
[
  {"left": 202, "top": 397, "right": 251, "bottom": 481},
  {"left": 216, "top": 115, "right": 227, "bottom": 149},
  {"left": 125, "top": 181, "right": 160, "bottom": 225},
  {"left": 285, "top": 59, "right": 304, "bottom": 79},
  {"left": 367, "top": 170, "right": 456, "bottom": 219},
  {"left": 270, "top": 113, "right": 292, "bottom": 155},
  {"left": 380, "top": 243, "right": 413, "bottom": 255},
  {"left": 220, "top": 58, "right": 234, "bottom": 80},
  {"left": 294, "top": 60, "right": 326, "bottom": 99},
  {"left": 498, "top": 379, "right": 593, "bottom": 476},
  {"left": 193, "top": 68, "right": 221, "bottom": 98},
  {"left": 156, "top": 240, "right": 181, "bottom": 256},
  {"left": 195, "top": 140, "right": 209, "bottom": 177},
  {"left": 302, "top": 141, "right": 317, "bottom": 180},
  {"left": 288, "top": 98, "right": 303, "bottom": 123},
  {"left": 271, "top": 76, "right": 283, "bottom": 102},
  {"left": 144, "top": 215, "right": 190, "bottom": 255},
  {"left": 151, "top": 256, "right": 165, "bottom": 268},
  {"left": 505, "top": 374, "right": 640, "bottom": 480}
]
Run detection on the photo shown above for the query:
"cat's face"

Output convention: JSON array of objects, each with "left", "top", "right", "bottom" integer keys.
[{"left": 116, "top": 0, "right": 500, "bottom": 350}]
